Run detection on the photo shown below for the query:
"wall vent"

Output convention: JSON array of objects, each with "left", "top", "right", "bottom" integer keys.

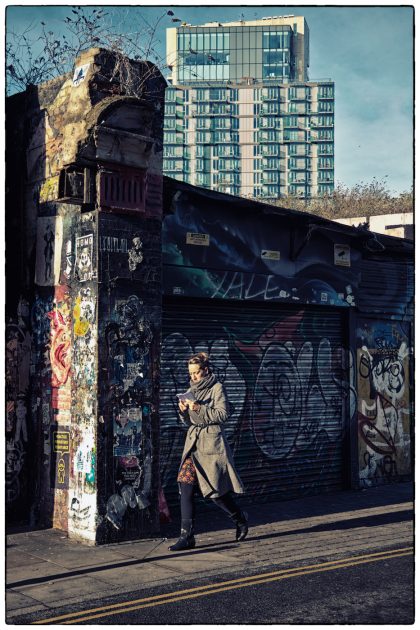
[{"left": 99, "top": 168, "right": 145, "bottom": 212}]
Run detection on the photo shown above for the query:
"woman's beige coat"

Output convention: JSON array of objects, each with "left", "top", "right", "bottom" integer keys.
[{"left": 179, "top": 380, "right": 244, "bottom": 498}]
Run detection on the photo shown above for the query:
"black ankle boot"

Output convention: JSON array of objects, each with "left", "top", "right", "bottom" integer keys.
[
  {"left": 168, "top": 519, "right": 196, "bottom": 551},
  {"left": 230, "top": 511, "right": 249, "bottom": 541}
]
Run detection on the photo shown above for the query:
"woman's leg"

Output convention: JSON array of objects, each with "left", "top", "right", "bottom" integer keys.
[
  {"left": 212, "top": 492, "right": 239, "bottom": 515},
  {"left": 180, "top": 481, "right": 196, "bottom": 520},
  {"left": 212, "top": 492, "right": 249, "bottom": 541},
  {"left": 168, "top": 482, "right": 196, "bottom": 551}
]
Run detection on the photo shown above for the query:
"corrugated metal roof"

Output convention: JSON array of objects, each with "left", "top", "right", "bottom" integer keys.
[{"left": 163, "top": 176, "right": 414, "bottom": 256}]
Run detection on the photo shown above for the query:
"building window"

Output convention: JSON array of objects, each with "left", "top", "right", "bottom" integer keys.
[
  {"left": 318, "top": 84, "right": 334, "bottom": 98},
  {"left": 318, "top": 183, "right": 333, "bottom": 195},
  {"left": 318, "top": 170, "right": 334, "bottom": 182},
  {"left": 318, "top": 100, "right": 334, "bottom": 113},
  {"left": 318, "top": 157, "right": 334, "bottom": 168},
  {"left": 318, "top": 143, "right": 334, "bottom": 155},
  {"left": 165, "top": 89, "right": 177, "bottom": 102}
]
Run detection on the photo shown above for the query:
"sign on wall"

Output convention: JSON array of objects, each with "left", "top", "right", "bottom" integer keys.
[
  {"left": 50, "top": 426, "right": 70, "bottom": 489},
  {"left": 334, "top": 244, "right": 351, "bottom": 267},
  {"left": 186, "top": 232, "right": 210, "bottom": 246}
]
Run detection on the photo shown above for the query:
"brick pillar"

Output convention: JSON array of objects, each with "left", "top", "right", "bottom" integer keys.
[{"left": 10, "top": 48, "right": 166, "bottom": 543}]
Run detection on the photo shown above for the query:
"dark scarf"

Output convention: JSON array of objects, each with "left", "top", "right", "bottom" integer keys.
[{"left": 189, "top": 372, "right": 217, "bottom": 395}]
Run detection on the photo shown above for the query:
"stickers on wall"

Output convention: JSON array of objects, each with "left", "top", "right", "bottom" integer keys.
[
  {"left": 75, "top": 234, "right": 94, "bottom": 282},
  {"left": 186, "top": 232, "right": 210, "bottom": 246},
  {"left": 261, "top": 250, "right": 280, "bottom": 261},
  {"left": 113, "top": 407, "right": 143, "bottom": 457},
  {"left": 334, "top": 244, "right": 351, "bottom": 267}
]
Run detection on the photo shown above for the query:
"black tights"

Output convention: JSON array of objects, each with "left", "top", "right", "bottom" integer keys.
[
  {"left": 179, "top": 482, "right": 240, "bottom": 520},
  {"left": 180, "top": 482, "right": 196, "bottom": 520}
]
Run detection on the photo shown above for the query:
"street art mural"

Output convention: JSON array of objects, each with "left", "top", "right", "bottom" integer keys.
[
  {"left": 162, "top": 194, "right": 360, "bottom": 308},
  {"left": 165, "top": 268, "right": 357, "bottom": 308},
  {"left": 127, "top": 234, "right": 144, "bottom": 272},
  {"left": 35, "top": 216, "right": 63, "bottom": 286},
  {"left": 356, "top": 319, "right": 412, "bottom": 486},
  {"left": 159, "top": 308, "right": 352, "bottom": 509},
  {"left": 6, "top": 298, "right": 32, "bottom": 513},
  {"left": 48, "top": 298, "right": 72, "bottom": 389}
]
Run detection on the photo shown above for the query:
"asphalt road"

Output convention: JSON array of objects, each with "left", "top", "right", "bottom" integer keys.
[{"left": 19, "top": 547, "right": 413, "bottom": 625}]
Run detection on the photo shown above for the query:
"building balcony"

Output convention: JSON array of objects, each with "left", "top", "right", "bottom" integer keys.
[
  {"left": 289, "top": 179, "right": 311, "bottom": 185},
  {"left": 258, "top": 133, "right": 279, "bottom": 142},
  {"left": 262, "top": 165, "right": 280, "bottom": 172},
  {"left": 261, "top": 91, "right": 280, "bottom": 101},
  {"left": 164, "top": 137, "right": 185, "bottom": 145},
  {"left": 310, "top": 135, "right": 334, "bottom": 142},
  {"left": 260, "top": 150, "right": 279, "bottom": 158},
  {"left": 289, "top": 94, "right": 311, "bottom": 101},
  {"left": 260, "top": 123, "right": 280, "bottom": 131},
  {"left": 261, "top": 177, "right": 280, "bottom": 184},
  {"left": 260, "top": 106, "right": 281, "bottom": 115},
  {"left": 289, "top": 164, "right": 308, "bottom": 170},
  {"left": 311, "top": 121, "right": 334, "bottom": 128}
]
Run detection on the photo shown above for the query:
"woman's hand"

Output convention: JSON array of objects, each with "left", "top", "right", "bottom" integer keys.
[
  {"left": 178, "top": 400, "right": 188, "bottom": 413},
  {"left": 187, "top": 401, "right": 200, "bottom": 413}
]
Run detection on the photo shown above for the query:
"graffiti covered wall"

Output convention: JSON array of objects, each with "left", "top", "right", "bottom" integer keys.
[
  {"left": 5, "top": 298, "right": 32, "bottom": 520},
  {"left": 162, "top": 188, "right": 359, "bottom": 308},
  {"left": 29, "top": 205, "right": 99, "bottom": 534},
  {"left": 356, "top": 319, "right": 412, "bottom": 486},
  {"left": 68, "top": 211, "right": 98, "bottom": 539},
  {"left": 96, "top": 211, "right": 162, "bottom": 542},
  {"left": 160, "top": 302, "right": 352, "bottom": 509}
]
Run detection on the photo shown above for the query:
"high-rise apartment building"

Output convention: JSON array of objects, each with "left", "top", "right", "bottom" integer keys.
[{"left": 163, "top": 16, "right": 334, "bottom": 200}]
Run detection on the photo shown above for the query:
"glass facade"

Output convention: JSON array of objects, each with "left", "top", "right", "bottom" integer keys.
[
  {"left": 262, "top": 30, "right": 292, "bottom": 79},
  {"left": 164, "top": 18, "right": 334, "bottom": 199}
]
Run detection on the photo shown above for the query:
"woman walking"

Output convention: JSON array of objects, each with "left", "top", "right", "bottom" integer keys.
[{"left": 169, "top": 352, "right": 248, "bottom": 551}]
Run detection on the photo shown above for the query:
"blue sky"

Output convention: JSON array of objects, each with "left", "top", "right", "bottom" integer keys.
[{"left": 6, "top": 4, "right": 414, "bottom": 194}]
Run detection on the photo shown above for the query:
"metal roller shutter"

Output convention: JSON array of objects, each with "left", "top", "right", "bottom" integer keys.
[{"left": 159, "top": 297, "right": 347, "bottom": 512}]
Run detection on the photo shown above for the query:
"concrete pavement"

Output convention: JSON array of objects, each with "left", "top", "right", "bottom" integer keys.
[{"left": 6, "top": 482, "right": 414, "bottom": 622}]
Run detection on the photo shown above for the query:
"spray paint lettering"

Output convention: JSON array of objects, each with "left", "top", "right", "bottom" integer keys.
[{"left": 160, "top": 310, "right": 350, "bottom": 505}]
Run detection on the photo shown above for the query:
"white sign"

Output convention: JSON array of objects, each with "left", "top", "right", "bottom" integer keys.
[
  {"left": 261, "top": 250, "right": 280, "bottom": 261},
  {"left": 334, "top": 244, "right": 351, "bottom": 267},
  {"left": 186, "top": 232, "right": 210, "bottom": 246},
  {"left": 73, "top": 64, "right": 90, "bottom": 87}
]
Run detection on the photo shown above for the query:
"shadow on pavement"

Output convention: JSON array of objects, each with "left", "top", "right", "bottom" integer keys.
[
  {"left": 161, "top": 483, "right": 414, "bottom": 538},
  {"left": 7, "top": 506, "right": 413, "bottom": 591},
  {"left": 6, "top": 542, "right": 239, "bottom": 590}
]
